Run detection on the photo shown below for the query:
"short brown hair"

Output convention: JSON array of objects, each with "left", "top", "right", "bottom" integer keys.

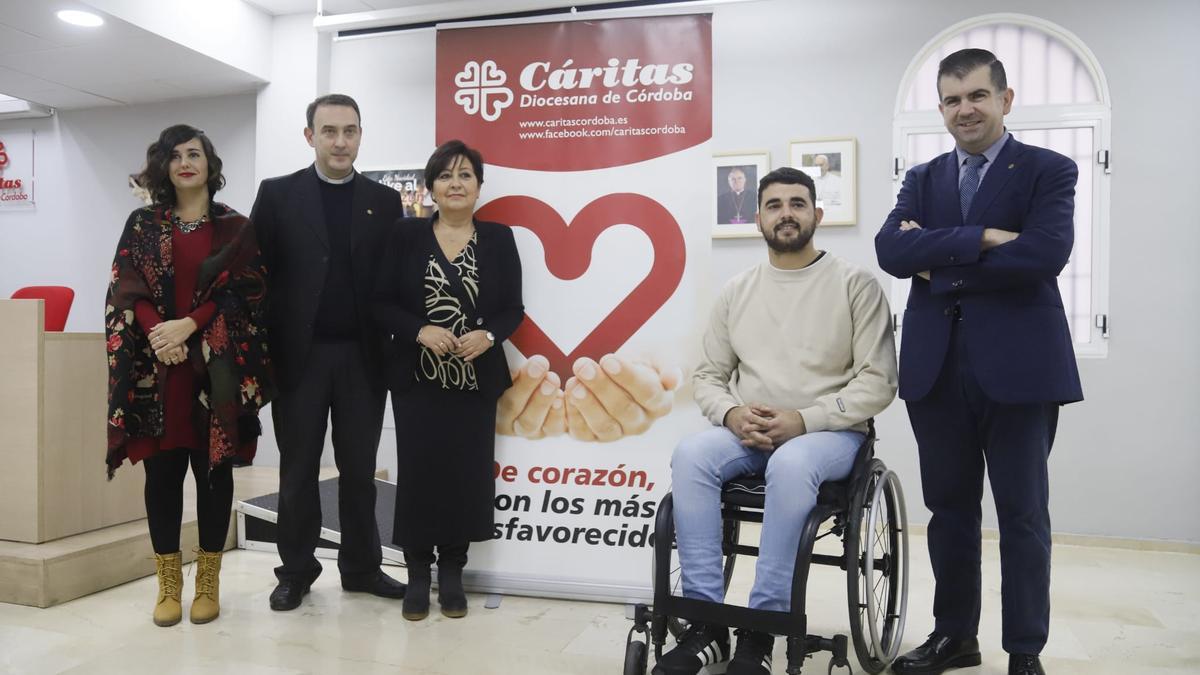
[
  {"left": 306, "top": 93, "right": 361, "bottom": 129},
  {"left": 937, "top": 48, "right": 1007, "bottom": 96}
]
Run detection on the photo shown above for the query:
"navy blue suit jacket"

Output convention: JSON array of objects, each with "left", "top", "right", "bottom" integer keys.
[{"left": 875, "top": 137, "right": 1083, "bottom": 405}]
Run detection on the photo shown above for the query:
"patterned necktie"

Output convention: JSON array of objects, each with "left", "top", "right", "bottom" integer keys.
[{"left": 959, "top": 153, "right": 987, "bottom": 220}]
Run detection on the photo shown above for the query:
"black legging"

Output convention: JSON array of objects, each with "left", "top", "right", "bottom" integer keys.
[{"left": 143, "top": 447, "right": 233, "bottom": 554}]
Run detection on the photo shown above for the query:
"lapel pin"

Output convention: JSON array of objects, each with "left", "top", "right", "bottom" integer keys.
[
  {"left": 367, "top": 208, "right": 374, "bottom": 215},
  {"left": 1008, "top": 163, "right": 1015, "bottom": 169}
]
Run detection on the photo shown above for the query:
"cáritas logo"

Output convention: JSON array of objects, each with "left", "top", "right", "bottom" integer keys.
[
  {"left": 454, "top": 60, "right": 514, "bottom": 122},
  {"left": 453, "top": 57, "right": 695, "bottom": 122},
  {"left": 0, "top": 139, "right": 21, "bottom": 190}
]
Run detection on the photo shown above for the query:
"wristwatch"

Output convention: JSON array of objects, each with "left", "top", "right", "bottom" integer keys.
[{"left": 485, "top": 331, "right": 495, "bottom": 344}]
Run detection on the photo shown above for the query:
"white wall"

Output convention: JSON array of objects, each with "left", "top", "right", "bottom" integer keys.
[
  {"left": 255, "top": 13, "right": 329, "bottom": 184},
  {"left": 330, "top": 30, "right": 438, "bottom": 172},
  {"left": 0, "top": 93, "right": 258, "bottom": 332},
  {"left": 316, "top": 0, "right": 1200, "bottom": 542}
]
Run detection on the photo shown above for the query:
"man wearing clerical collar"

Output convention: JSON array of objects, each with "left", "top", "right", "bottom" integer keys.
[{"left": 250, "top": 94, "right": 407, "bottom": 612}]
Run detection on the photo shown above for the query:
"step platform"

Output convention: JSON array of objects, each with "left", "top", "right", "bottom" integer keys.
[
  {"left": 0, "top": 466, "right": 353, "bottom": 608},
  {"left": 236, "top": 477, "right": 404, "bottom": 564}
]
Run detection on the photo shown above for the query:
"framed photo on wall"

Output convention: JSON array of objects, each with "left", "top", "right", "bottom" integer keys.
[
  {"left": 360, "top": 166, "right": 434, "bottom": 218},
  {"left": 789, "top": 137, "right": 857, "bottom": 226},
  {"left": 712, "top": 151, "right": 769, "bottom": 238}
]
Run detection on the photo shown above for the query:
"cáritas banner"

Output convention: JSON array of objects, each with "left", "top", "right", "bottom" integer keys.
[{"left": 435, "top": 14, "right": 713, "bottom": 602}]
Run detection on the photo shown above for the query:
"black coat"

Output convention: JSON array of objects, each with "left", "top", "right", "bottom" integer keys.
[
  {"left": 251, "top": 166, "right": 403, "bottom": 390},
  {"left": 374, "top": 217, "right": 524, "bottom": 400}
]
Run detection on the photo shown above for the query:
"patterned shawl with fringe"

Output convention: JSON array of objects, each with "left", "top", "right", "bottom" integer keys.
[{"left": 105, "top": 202, "right": 275, "bottom": 478}]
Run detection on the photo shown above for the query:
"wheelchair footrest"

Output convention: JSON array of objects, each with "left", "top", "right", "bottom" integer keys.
[
  {"left": 657, "top": 596, "right": 807, "bottom": 637},
  {"left": 794, "top": 633, "right": 848, "bottom": 660}
]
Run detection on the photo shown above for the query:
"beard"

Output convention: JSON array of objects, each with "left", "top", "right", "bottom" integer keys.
[{"left": 762, "top": 219, "right": 814, "bottom": 253}]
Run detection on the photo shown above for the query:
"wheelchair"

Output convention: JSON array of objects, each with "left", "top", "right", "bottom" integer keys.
[{"left": 624, "top": 422, "right": 910, "bottom": 675}]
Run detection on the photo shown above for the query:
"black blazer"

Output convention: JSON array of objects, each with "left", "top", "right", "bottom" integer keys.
[
  {"left": 251, "top": 166, "right": 403, "bottom": 390},
  {"left": 374, "top": 217, "right": 524, "bottom": 400}
]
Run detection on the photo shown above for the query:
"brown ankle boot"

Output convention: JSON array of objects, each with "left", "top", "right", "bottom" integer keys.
[
  {"left": 190, "top": 549, "right": 223, "bottom": 624},
  {"left": 153, "top": 551, "right": 183, "bottom": 627}
]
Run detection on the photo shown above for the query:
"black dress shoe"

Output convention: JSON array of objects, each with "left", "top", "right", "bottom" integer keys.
[
  {"left": 1008, "top": 654, "right": 1045, "bottom": 675},
  {"left": 269, "top": 579, "right": 311, "bottom": 611},
  {"left": 891, "top": 633, "right": 981, "bottom": 674},
  {"left": 341, "top": 570, "right": 407, "bottom": 599}
]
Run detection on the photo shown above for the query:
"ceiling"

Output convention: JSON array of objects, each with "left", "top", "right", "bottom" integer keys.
[
  {"left": 244, "top": 0, "right": 371, "bottom": 14},
  {"left": 245, "top": 0, "right": 644, "bottom": 18},
  {"left": 0, "top": 0, "right": 697, "bottom": 111},
  {"left": 0, "top": 1, "right": 263, "bottom": 110},
  {"left": 244, "top": 0, "right": 586, "bottom": 16}
]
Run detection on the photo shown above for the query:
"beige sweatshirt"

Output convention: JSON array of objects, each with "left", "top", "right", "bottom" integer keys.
[{"left": 693, "top": 254, "right": 898, "bottom": 433}]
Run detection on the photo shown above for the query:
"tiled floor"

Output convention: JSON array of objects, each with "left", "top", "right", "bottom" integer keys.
[{"left": 1, "top": 532, "right": 1197, "bottom": 674}]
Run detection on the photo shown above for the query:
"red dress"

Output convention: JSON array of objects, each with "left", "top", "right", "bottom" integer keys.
[{"left": 126, "top": 221, "right": 216, "bottom": 462}]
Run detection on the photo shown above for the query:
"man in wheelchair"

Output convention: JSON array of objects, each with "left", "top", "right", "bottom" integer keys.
[{"left": 658, "top": 168, "right": 898, "bottom": 675}]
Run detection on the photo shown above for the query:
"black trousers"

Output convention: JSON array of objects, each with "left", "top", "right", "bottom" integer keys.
[
  {"left": 402, "top": 543, "right": 469, "bottom": 570},
  {"left": 143, "top": 447, "right": 233, "bottom": 554},
  {"left": 906, "top": 323, "right": 1059, "bottom": 655},
  {"left": 272, "top": 340, "right": 386, "bottom": 584}
]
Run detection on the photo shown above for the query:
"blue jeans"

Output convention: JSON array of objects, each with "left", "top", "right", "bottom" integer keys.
[{"left": 671, "top": 426, "right": 864, "bottom": 612}]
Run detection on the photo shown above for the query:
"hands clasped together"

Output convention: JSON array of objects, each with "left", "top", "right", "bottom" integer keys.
[
  {"left": 148, "top": 317, "right": 198, "bottom": 366},
  {"left": 417, "top": 325, "right": 493, "bottom": 361},
  {"left": 497, "top": 354, "right": 681, "bottom": 442},
  {"left": 724, "top": 404, "right": 808, "bottom": 452}
]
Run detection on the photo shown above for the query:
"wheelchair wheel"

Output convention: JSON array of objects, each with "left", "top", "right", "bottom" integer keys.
[
  {"left": 845, "top": 459, "right": 909, "bottom": 674},
  {"left": 624, "top": 635, "right": 648, "bottom": 675}
]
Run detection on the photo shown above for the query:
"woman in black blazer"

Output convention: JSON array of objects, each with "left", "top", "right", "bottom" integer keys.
[{"left": 374, "top": 140, "right": 523, "bottom": 621}]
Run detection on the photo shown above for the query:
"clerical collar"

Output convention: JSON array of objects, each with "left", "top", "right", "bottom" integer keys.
[{"left": 314, "top": 164, "right": 355, "bottom": 185}]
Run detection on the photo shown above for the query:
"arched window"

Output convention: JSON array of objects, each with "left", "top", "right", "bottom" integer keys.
[{"left": 891, "top": 14, "right": 1111, "bottom": 356}]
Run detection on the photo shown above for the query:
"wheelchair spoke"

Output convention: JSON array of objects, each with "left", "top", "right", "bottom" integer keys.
[{"left": 874, "top": 577, "right": 888, "bottom": 614}]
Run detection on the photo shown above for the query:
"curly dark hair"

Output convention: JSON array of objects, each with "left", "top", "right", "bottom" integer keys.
[{"left": 135, "top": 124, "right": 225, "bottom": 206}]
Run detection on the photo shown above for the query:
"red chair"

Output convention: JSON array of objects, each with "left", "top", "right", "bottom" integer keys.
[{"left": 11, "top": 286, "right": 75, "bottom": 331}]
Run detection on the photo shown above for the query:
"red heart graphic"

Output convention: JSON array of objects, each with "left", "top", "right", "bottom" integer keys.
[{"left": 475, "top": 194, "right": 686, "bottom": 382}]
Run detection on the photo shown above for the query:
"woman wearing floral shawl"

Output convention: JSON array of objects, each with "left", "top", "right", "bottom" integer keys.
[{"left": 105, "top": 124, "right": 273, "bottom": 627}]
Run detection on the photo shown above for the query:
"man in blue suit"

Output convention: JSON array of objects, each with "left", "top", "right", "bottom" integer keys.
[{"left": 876, "top": 49, "right": 1082, "bottom": 675}]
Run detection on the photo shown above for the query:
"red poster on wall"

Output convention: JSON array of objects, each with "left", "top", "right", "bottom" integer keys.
[
  {"left": 436, "top": 14, "right": 712, "bottom": 603},
  {"left": 0, "top": 130, "right": 36, "bottom": 209}
]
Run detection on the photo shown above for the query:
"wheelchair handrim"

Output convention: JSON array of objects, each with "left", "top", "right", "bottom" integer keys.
[{"left": 863, "top": 467, "right": 909, "bottom": 663}]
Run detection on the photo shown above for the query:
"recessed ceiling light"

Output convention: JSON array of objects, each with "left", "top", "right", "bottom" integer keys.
[{"left": 56, "top": 10, "right": 104, "bottom": 28}]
